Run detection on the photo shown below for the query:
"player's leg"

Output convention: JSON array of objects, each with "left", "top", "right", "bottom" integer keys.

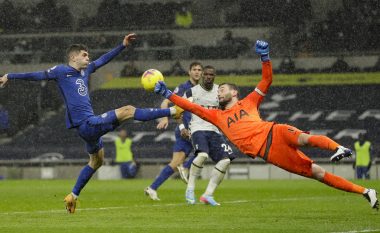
[
  {"left": 311, "top": 163, "right": 378, "bottom": 209},
  {"left": 145, "top": 151, "right": 186, "bottom": 200},
  {"left": 357, "top": 166, "right": 364, "bottom": 179},
  {"left": 364, "top": 167, "right": 370, "bottom": 180},
  {"left": 120, "top": 162, "right": 129, "bottom": 179},
  {"left": 200, "top": 133, "right": 235, "bottom": 206},
  {"left": 127, "top": 161, "right": 138, "bottom": 178},
  {"left": 297, "top": 130, "right": 352, "bottom": 162},
  {"left": 145, "top": 130, "right": 192, "bottom": 200},
  {"left": 65, "top": 111, "right": 119, "bottom": 213},
  {"left": 177, "top": 154, "right": 195, "bottom": 184},
  {"left": 186, "top": 152, "right": 208, "bottom": 204},
  {"left": 186, "top": 131, "right": 209, "bottom": 204},
  {"left": 199, "top": 159, "right": 229, "bottom": 206},
  {"left": 269, "top": 124, "right": 379, "bottom": 210},
  {"left": 183, "top": 154, "right": 195, "bottom": 169},
  {"left": 115, "top": 105, "right": 183, "bottom": 123},
  {"left": 64, "top": 146, "right": 104, "bottom": 213}
]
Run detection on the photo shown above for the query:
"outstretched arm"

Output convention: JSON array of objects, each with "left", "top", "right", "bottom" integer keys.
[
  {"left": 91, "top": 33, "right": 136, "bottom": 72},
  {"left": 155, "top": 81, "right": 218, "bottom": 126},
  {"left": 255, "top": 61, "right": 273, "bottom": 96},
  {"left": 0, "top": 66, "right": 58, "bottom": 87},
  {"left": 246, "top": 40, "right": 272, "bottom": 106},
  {"left": 169, "top": 94, "right": 218, "bottom": 126}
]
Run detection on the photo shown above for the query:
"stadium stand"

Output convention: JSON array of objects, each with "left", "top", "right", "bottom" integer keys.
[
  {"left": 1, "top": 85, "right": 379, "bottom": 161},
  {"left": 0, "top": 0, "right": 379, "bottom": 165}
]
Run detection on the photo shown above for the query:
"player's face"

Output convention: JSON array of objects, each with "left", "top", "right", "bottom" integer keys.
[
  {"left": 72, "top": 50, "right": 90, "bottom": 69},
  {"left": 202, "top": 68, "right": 215, "bottom": 87},
  {"left": 218, "top": 84, "right": 233, "bottom": 105},
  {"left": 188, "top": 65, "right": 202, "bottom": 83}
]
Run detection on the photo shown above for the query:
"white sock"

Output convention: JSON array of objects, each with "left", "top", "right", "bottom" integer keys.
[
  {"left": 187, "top": 152, "right": 208, "bottom": 191},
  {"left": 71, "top": 192, "right": 78, "bottom": 199},
  {"left": 204, "top": 159, "right": 230, "bottom": 196}
]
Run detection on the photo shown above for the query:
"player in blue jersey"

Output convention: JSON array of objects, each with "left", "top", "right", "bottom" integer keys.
[
  {"left": 144, "top": 62, "right": 202, "bottom": 200},
  {"left": 0, "top": 34, "right": 183, "bottom": 213}
]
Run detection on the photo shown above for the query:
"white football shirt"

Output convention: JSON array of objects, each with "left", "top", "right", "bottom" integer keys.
[{"left": 184, "top": 84, "right": 220, "bottom": 134}]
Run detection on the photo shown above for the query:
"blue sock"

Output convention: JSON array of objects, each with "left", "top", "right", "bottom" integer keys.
[
  {"left": 183, "top": 155, "right": 195, "bottom": 169},
  {"left": 134, "top": 108, "right": 170, "bottom": 121},
  {"left": 150, "top": 165, "right": 174, "bottom": 190},
  {"left": 72, "top": 165, "right": 96, "bottom": 196}
]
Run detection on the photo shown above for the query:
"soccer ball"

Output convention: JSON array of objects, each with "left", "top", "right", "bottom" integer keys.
[{"left": 141, "top": 69, "right": 164, "bottom": 92}]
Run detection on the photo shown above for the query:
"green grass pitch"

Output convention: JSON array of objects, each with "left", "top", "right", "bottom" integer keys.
[{"left": 0, "top": 179, "right": 379, "bottom": 233}]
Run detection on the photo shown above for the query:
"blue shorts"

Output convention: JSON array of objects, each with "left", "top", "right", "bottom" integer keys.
[
  {"left": 173, "top": 127, "right": 193, "bottom": 156},
  {"left": 191, "top": 130, "right": 236, "bottom": 162},
  {"left": 77, "top": 110, "right": 119, "bottom": 154}
]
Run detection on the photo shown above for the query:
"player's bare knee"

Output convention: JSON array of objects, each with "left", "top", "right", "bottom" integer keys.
[
  {"left": 116, "top": 105, "right": 136, "bottom": 121},
  {"left": 169, "top": 159, "right": 183, "bottom": 168},
  {"left": 169, "top": 152, "right": 185, "bottom": 168},
  {"left": 89, "top": 153, "right": 104, "bottom": 170},
  {"left": 311, "top": 164, "right": 325, "bottom": 180}
]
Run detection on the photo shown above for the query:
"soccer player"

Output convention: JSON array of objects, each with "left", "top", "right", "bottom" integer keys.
[
  {"left": 184, "top": 65, "right": 235, "bottom": 206},
  {"left": 154, "top": 40, "right": 379, "bottom": 210},
  {"left": 144, "top": 62, "right": 202, "bottom": 200},
  {"left": 0, "top": 34, "right": 183, "bottom": 213}
]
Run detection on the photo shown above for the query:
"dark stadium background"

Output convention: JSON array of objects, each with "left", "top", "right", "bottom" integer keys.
[{"left": 0, "top": 0, "right": 379, "bottom": 170}]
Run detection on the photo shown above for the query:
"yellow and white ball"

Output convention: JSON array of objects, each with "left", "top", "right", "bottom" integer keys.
[{"left": 141, "top": 69, "right": 164, "bottom": 92}]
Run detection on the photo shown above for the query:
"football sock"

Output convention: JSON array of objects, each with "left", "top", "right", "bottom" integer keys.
[
  {"left": 134, "top": 108, "right": 170, "bottom": 121},
  {"left": 72, "top": 165, "right": 96, "bottom": 196},
  {"left": 321, "top": 172, "right": 365, "bottom": 194},
  {"left": 150, "top": 165, "right": 174, "bottom": 190},
  {"left": 205, "top": 159, "right": 230, "bottom": 196},
  {"left": 187, "top": 152, "right": 208, "bottom": 191},
  {"left": 169, "top": 107, "right": 177, "bottom": 115},
  {"left": 307, "top": 135, "right": 340, "bottom": 151},
  {"left": 183, "top": 155, "right": 195, "bottom": 169}
]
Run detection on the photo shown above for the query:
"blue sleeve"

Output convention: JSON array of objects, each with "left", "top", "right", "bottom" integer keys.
[
  {"left": 90, "top": 44, "right": 126, "bottom": 73},
  {"left": 182, "top": 111, "right": 192, "bottom": 128},
  {"left": 185, "top": 89, "right": 192, "bottom": 98},
  {"left": 175, "top": 85, "right": 186, "bottom": 97},
  {"left": 7, "top": 65, "right": 59, "bottom": 81}
]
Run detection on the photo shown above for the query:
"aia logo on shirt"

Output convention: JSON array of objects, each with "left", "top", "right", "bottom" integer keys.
[
  {"left": 76, "top": 79, "right": 88, "bottom": 96},
  {"left": 227, "top": 109, "right": 249, "bottom": 128}
]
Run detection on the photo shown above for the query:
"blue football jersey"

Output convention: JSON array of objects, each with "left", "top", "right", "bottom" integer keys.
[
  {"left": 47, "top": 63, "right": 95, "bottom": 128},
  {"left": 7, "top": 44, "right": 126, "bottom": 128},
  {"left": 173, "top": 80, "right": 194, "bottom": 128}
]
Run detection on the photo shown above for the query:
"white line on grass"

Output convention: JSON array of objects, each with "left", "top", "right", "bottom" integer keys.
[
  {"left": 331, "top": 230, "right": 380, "bottom": 233},
  {"left": 0, "top": 196, "right": 332, "bottom": 215}
]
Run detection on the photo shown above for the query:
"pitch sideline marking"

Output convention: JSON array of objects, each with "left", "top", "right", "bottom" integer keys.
[
  {"left": 331, "top": 230, "right": 380, "bottom": 233},
  {"left": 0, "top": 196, "right": 328, "bottom": 215}
]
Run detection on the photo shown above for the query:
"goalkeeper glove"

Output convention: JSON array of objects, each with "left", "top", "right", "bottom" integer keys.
[
  {"left": 255, "top": 40, "right": 270, "bottom": 62},
  {"left": 154, "top": 81, "right": 173, "bottom": 98}
]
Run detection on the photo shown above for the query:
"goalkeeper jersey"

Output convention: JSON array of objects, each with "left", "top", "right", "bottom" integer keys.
[{"left": 169, "top": 61, "right": 274, "bottom": 157}]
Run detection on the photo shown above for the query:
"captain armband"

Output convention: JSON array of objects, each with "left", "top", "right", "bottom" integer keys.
[{"left": 254, "top": 87, "right": 266, "bottom": 96}]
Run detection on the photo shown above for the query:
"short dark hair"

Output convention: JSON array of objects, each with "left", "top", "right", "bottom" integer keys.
[
  {"left": 219, "top": 82, "right": 240, "bottom": 98},
  {"left": 189, "top": 61, "right": 203, "bottom": 70},
  {"left": 66, "top": 44, "right": 88, "bottom": 60},
  {"left": 203, "top": 65, "right": 216, "bottom": 74}
]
